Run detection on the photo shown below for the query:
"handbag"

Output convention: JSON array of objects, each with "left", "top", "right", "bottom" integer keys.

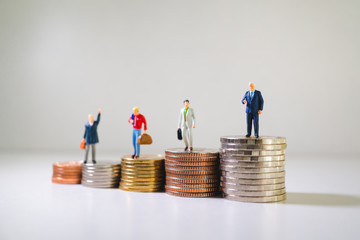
[
  {"left": 177, "top": 128, "right": 182, "bottom": 140},
  {"left": 80, "top": 139, "right": 86, "bottom": 149},
  {"left": 138, "top": 133, "right": 153, "bottom": 145}
]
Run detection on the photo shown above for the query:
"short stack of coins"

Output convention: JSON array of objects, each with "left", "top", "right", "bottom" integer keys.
[
  {"left": 120, "top": 155, "right": 165, "bottom": 192},
  {"left": 52, "top": 161, "right": 82, "bottom": 184},
  {"left": 220, "top": 136, "right": 287, "bottom": 203},
  {"left": 165, "top": 148, "right": 220, "bottom": 197},
  {"left": 82, "top": 161, "right": 121, "bottom": 188}
]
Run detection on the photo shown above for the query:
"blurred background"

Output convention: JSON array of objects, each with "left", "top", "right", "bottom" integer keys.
[{"left": 1, "top": 0, "right": 359, "bottom": 156}]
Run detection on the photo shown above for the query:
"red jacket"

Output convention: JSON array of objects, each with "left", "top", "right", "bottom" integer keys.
[{"left": 128, "top": 114, "right": 147, "bottom": 130}]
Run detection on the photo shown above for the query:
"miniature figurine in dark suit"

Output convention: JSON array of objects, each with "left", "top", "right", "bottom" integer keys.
[
  {"left": 242, "top": 83, "right": 264, "bottom": 138},
  {"left": 83, "top": 108, "right": 101, "bottom": 163}
]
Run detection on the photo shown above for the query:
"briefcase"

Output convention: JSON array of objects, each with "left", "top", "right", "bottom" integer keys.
[
  {"left": 80, "top": 139, "right": 86, "bottom": 149},
  {"left": 177, "top": 128, "right": 182, "bottom": 140},
  {"left": 138, "top": 133, "right": 153, "bottom": 145}
]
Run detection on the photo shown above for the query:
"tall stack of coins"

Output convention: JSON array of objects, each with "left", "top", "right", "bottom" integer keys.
[
  {"left": 82, "top": 161, "right": 121, "bottom": 188},
  {"left": 220, "top": 136, "right": 287, "bottom": 203},
  {"left": 52, "top": 161, "right": 82, "bottom": 184},
  {"left": 119, "top": 155, "right": 165, "bottom": 192},
  {"left": 165, "top": 148, "right": 220, "bottom": 197}
]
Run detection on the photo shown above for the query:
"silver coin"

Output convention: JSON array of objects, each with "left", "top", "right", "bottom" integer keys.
[
  {"left": 221, "top": 144, "right": 287, "bottom": 151},
  {"left": 222, "top": 187, "right": 286, "bottom": 197},
  {"left": 221, "top": 171, "right": 285, "bottom": 179},
  {"left": 82, "top": 174, "right": 120, "bottom": 179},
  {"left": 220, "top": 136, "right": 286, "bottom": 145},
  {"left": 82, "top": 177, "right": 120, "bottom": 182},
  {"left": 220, "top": 149, "right": 285, "bottom": 156},
  {"left": 82, "top": 183, "right": 119, "bottom": 188},
  {"left": 221, "top": 176, "right": 285, "bottom": 184},
  {"left": 82, "top": 172, "right": 120, "bottom": 177},
  {"left": 83, "top": 161, "right": 121, "bottom": 167},
  {"left": 83, "top": 168, "right": 121, "bottom": 174},
  {"left": 224, "top": 193, "right": 287, "bottom": 203},
  {"left": 82, "top": 179, "right": 120, "bottom": 184},
  {"left": 220, "top": 182, "right": 285, "bottom": 191},
  {"left": 83, "top": 165, "right": 121, "bottom": 170},
  {"left": 220, "top": 160, "right": 285, "bottom": 168},
  {"left": 220, "top": 166, "right": 284, "bottom": 173},
  {"left": 220, "top": 155, "right": 285, "bottom": 162}
]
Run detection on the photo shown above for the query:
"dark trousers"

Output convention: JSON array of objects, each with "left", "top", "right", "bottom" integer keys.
[{"left": 246, "top": 113, "right": 259, "bottom": 136}]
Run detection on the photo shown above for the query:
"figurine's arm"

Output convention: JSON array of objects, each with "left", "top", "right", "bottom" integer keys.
[
  {"left": 95, "top": 108, "right": 101, "bottom": 124},
  {"left": 259, "top": 91, "right": 264, "bottom": 111},
  {"left": 242, "top": 92, "right": 247, "bottom": 104},
  {"left": 143, "top": 115, "right": 147, "bottom": 133},
  {"left": 128, "top": 114, "right": 134, "bottom": 124},
  {"left": 95, "top": 113, "right": 101, "bottom": 124},
  {"left": 191, "top": 109, "right": 196, "bottom": 128},
  {"left": 178, "top": 110, "right": 183, "bottom": 128},
  {"left": 83, "top": 127, "right": 87, "bottom": 140}
]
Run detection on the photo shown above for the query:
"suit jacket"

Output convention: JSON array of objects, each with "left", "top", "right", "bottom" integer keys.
[
  {"left": 178, "top": 107, "right": 195, "bottom": 128},
  {"left": 242, "top": 90, "right": 264, "bottom": 114},
  {"left": 83, "top": 113, "right": 101, "bottom": 144}
]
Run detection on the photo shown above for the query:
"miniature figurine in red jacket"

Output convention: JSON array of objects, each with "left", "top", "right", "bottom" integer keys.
[{"left": 128, "top": 107, "right": 147, "bottom": 159}]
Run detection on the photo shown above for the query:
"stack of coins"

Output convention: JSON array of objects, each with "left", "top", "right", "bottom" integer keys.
[
  {"left": 120, "top": 155, "right": 165, "bottom": 192},
  {"left": 165, "top": 148, "right": 220, "bottom": 197},
  {"left": 52, "top": 161, "right": 82, "bottom": 184},
  {"left": 82, "top": 161, "right": 121, "bottom": 188},
  {"left": 220, "top": 136, "right": 287, "bottom": 203}
]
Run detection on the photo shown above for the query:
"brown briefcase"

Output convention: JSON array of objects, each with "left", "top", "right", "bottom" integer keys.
[{"left": 138, "top": 133, "right": 153, "bottom": 145}]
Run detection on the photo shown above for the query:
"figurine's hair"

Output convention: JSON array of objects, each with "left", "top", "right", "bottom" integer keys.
[
  {"left": 88, "top": 114, "right": 93, "bottom": 118},
  {"left": 184, "top": 100, "right": 190, "bottom": 103},
  {"left": 249, "top": 82, "right": 254, "bottom": 86},
  {"left": 133, "top": 107, "right": 139, "bottom": 112}
]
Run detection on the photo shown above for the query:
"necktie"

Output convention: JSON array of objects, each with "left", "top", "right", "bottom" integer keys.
[{"left": 250, "top": 92, "right": 254, "bottom": 100}]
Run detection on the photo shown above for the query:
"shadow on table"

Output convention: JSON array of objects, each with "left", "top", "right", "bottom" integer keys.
[{"left": 285, "top": 192, "right": 360, "bottom": 206}]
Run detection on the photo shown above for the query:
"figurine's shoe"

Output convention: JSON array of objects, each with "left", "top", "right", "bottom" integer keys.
[
  {"left": 255, "top": 135, "right": 259, "bottom": 138},
  {"left": 92, "top": 160, "right": 96, "bottom": 164},
  {"left": 190, "top": 147, "right": 193, "bottom": 151},
  {"left": 131, "top": 154, "right": 135, "bottom": 159},
  {"left": 184, "top": 147, "right": 188, "bottom": 151},
  {"left": 246, "top": 135, "right": 250, "bottom": 137},
  {"left": 83, "top": 161, "right": 87, "bottom": 164},
  {"left": 135, "top": 155, "right": 139, "bottom": 159}
]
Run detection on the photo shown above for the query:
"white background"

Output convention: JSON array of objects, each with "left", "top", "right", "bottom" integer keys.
[{"left": 1, "top": 0, "right": 360, "bottom": 155}]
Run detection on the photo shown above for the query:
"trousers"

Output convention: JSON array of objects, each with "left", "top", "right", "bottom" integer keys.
[
  {"left": 84, "top": 144, "right": 96, "bottom": 162},
  {"left": 182, "top": 125, "right": 193, "bottom": 147},
  {"left": 132, "top": 129, "right": 141, "bottom": 156},
  {"left": 246, "top": 112, "right": 259, "bottom": 136}
]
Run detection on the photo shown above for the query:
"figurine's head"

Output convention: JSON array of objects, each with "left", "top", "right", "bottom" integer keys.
[
  {"left": 184, "top": 100, "right": 190, "bottom": 108},
  {"left": 88, "top": 114, "right": 94, "bottom": 123},
  {"left": 133, "top": 107, "right": 140, "bottom": 116},
  {"left": 249, "top": 82, "right": 255, "bottom": 91}
]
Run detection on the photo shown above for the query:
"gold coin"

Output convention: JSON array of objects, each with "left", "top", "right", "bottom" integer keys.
[
  {"left": 121, "top": 154, "right": 164, "bottom": 162},
  {"left": 121, "top": 166, "right": 164, "bottom": 171},
  {"left": 119, "top": 186, "right": 164, "bottom": 192}
]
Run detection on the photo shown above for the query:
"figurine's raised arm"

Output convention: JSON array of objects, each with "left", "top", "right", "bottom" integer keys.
[{"left": 95, "top": 111, "right": 101, "bottom": 124}]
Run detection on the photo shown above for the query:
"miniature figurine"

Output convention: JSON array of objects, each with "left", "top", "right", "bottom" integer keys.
[
  {"left": 242, "top": 82, "right": 264, "bottom": 138},
  {"left": 128, "top": 107, "right": 147, "bottom": 159},
  {"left": 83, "top": 108, "right": 101, "bottom": 164},
  {"left": 178, "top": 100, "right": 196, "bottom": 151}
]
